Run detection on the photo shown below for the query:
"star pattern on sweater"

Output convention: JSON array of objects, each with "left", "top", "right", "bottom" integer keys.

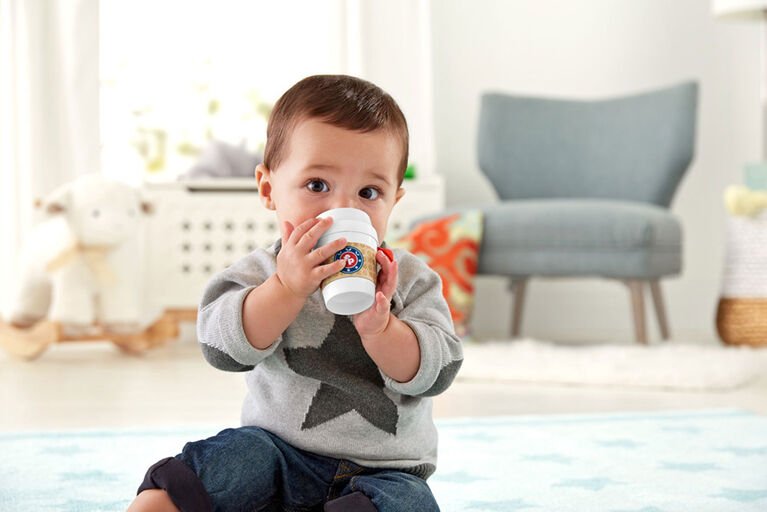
[{"left": 283, "top": 315, "right": 399, "bottom": 435}]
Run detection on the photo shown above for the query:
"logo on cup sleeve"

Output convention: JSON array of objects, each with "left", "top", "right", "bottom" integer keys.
[{"left": 334, "top": 246, "right": 364, "bottom": 274}]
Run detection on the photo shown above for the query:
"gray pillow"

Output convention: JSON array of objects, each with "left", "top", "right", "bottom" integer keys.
[{"left": 179, "top": 141, "right": 262, "bottom": 180}]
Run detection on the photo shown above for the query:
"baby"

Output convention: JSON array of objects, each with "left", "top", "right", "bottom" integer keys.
[{"left": 127, "top": 75, "right": 463, "bottom": 512}]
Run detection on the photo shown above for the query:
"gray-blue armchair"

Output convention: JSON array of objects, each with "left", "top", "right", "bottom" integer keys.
[{"left": 476, "top": 81, "right": 698, "bottom": 344}]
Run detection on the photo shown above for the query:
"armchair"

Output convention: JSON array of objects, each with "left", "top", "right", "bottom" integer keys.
[{"left": 476, "top": 81, "right": 698, "bottom": 343}]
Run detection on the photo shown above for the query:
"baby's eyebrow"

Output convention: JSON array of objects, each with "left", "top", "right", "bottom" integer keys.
[
  {"left": 302, "top": 164, "right": 339, "bottom": 172},
  {"left": 368, "top": 171, "right": 392, "bottom": 186},
  {"left": 302, "top": 164, "right": 392, "bottom": 186}
]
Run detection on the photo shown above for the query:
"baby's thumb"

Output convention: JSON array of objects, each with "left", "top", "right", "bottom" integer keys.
[{"left": 283, "top": 221, "right": 294, "bottom": 242}]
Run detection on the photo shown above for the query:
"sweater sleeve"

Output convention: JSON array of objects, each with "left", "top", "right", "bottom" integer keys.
[
  {"left": 196, "top": 247, "right": 283, "bottom": 372},
  {"left": 381, "top": 249, "right": 464, "bottom": 397}
]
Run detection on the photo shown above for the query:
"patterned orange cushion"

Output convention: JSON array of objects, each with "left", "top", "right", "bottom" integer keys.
[{"left": 390, "top": 211, "right": 483, "bottom": 337}]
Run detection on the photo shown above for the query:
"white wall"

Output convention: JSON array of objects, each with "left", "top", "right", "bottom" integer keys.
[
  {"left": 354, "top": 0, "right": 436, "bottom": 179},
  {"left": 430, "top": 0, "right": 762, "bottom": 342}
]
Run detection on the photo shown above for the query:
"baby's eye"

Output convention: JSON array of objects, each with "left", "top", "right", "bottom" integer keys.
[
  {"left": 307, "top": 179, "right": 329, "bottom": 193},
  {"left": 359, "top": 187, "right": 379, "bottom": 200}
]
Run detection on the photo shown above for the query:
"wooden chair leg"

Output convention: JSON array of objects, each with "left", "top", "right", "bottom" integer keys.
[
  {"left": 509, "top": 277, "right": 528, "bottom": 338},
  {"left": 649, "top": 280, "right": 670, "bottom": 340},
  {"left": 625, "top": 280, "right": 648, "bottom": 344}
]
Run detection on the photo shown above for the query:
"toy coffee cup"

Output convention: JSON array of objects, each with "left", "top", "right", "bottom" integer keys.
[{"left": 316, "top": 208, "right": 388, "bottom": 315}]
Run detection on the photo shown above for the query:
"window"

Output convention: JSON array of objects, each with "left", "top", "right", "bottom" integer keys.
[{"left": 100, "top": 0, "right": 348, "bottom": 182}]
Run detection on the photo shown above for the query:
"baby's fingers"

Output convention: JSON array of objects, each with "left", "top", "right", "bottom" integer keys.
[
  {"left": 313, "top": 258, "right": 347, "bottom": 281},
  {"left": 296, "top": 217, "right": 333, "bottom": 252},
  {"left": 309, "top": 237, "right": 347, "bottom": 266},
  {"left": 376, "top": 250, "right": 398, "bottom": 298},
  {"left": 283, "top": 221, "right": 295, "bottom": 243},
  {"left": 287, "top": 218, "right": 321, "bottom": 247},
  {"left": 373, "top": 291, "right": 390, "bottom": 314}
]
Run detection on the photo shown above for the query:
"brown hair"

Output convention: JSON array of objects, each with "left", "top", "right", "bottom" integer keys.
[{"left": 263, "top": 75, "right": 409, "bottom": 185}]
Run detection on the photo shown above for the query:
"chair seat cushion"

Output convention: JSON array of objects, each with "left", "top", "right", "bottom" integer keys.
[{"left": 477, "top": 199, "right": 682, "bottom": 279}]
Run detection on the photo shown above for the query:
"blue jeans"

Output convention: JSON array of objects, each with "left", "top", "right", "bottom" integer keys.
[{"left": 138, "top": 426, "right": 440, "bottom": 512}]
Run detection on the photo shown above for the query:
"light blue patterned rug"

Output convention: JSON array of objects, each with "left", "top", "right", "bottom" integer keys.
[{"left": 1, "top": 409, "right": 766, "bottom": 511}]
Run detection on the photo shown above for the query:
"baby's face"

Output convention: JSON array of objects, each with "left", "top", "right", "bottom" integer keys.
[{"left": 257, "top": 118, "right": 405, "bottom": 244}]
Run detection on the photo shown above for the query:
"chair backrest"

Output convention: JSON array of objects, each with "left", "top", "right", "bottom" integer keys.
[{"left": 477, "top": 81, "right": 698, "bottom": 207}]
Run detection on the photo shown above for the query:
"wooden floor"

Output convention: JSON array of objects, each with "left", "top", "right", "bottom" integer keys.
[{"left": 2, "top": 327, "right": 766, "bottom": 431}]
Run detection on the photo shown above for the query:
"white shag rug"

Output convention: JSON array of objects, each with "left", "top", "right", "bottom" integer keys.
[{"left": 458, "top": 339, "right": 767, "bottom": 391}]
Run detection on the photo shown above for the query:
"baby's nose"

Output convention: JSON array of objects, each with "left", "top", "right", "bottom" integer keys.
[{"left": 332, "top": 197, "right": 359, "bottom": 210}]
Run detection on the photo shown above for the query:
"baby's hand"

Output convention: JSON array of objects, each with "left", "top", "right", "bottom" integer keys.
[
  {"left": 353, "top": 249, "right": 398, "bottom": 337},
  {"left": 276, "top": 217, "right": 347, "bottom": 299}
]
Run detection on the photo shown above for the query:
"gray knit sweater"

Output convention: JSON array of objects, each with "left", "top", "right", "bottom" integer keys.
[{"left": 196, "top": 240, "right": 463, "bottom": 479}]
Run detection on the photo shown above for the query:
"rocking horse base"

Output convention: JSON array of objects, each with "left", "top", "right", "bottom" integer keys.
[{"left": 0, "top": 309, "right": 197, "bottom": 360}]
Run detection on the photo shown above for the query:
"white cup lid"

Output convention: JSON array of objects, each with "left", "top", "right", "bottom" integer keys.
[{"left": 317, "top": 208, "right": 378, "bottom": 242}]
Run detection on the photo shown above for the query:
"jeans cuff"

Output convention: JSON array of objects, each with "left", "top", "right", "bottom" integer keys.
[{"left": 137, "top": 456, "right": 214, "bottom": 512}]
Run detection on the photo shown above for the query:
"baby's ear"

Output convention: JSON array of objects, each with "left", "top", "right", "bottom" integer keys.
[
  {"left": 255, "top": 163, "right": 276, "bottom": 210},
  {"left": 394, "top": 187, "right": 406, "bottom": 205}
]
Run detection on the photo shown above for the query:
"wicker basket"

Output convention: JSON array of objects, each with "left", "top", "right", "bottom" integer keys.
[{"left": 716, "top": 213, "right": 767, "bottom": 347}]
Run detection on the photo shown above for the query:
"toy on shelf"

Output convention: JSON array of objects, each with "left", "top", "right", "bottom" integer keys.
[
  {"left": 0, "top": 175, "right": 185, "bottom": 360},
  {"left": 724, "top": 185, "right": 767, "bottom": 217}
]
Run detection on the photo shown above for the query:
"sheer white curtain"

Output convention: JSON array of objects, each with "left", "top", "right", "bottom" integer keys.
[{"left": 0, "top": 0, "right": 99, "bottom": 310}]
